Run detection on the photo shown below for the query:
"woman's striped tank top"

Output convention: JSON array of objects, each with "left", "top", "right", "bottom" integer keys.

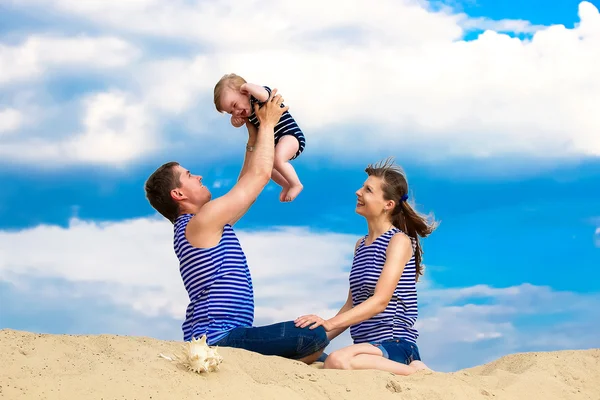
[{"left": 349, "top": 227, "right": 419, "bottom": 344}]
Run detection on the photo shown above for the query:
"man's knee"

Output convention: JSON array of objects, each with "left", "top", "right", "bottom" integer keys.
[
  {"left": 308, "top": 325, "right": 329, "bottom": 349},
  {"left": 297, "top": 325, "right": 329, "bottom": 359},
  {"left": 298, "top": 348, "right": 325, "bottom": 364},
  {"left": 310, "top": 325, "right": 328, "bottom": 343}
]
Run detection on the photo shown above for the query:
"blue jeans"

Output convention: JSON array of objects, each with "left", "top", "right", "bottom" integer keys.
[
  {"left": 369, "top": 338, "right": 421, "bottom": 365},
  {"left": 213, "top": 321, "right": 330, "bottom": 360}
]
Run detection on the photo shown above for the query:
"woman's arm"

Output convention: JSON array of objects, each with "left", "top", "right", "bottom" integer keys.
[
  {"left": 324, "top": 289, "right": 353, "bottom": 340},
  {"left": 326, "top": 233, "right": 413, "bottom": 330},
  {"left": 295, "top": 238, "right": 361, "bottom": 334},
  {"left": 296, "top": 233, "right": 413, "bottom": 332}
]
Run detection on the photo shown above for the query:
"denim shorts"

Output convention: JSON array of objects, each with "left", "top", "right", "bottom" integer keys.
[
  {"left": 212, "top": 321, "right": 330, "bottom": 360},
  {"left": 369, "top": 338, "right": 421, "bottom": 365}
]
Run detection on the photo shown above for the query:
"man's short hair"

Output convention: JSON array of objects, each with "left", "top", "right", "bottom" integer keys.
[{"left": 144, "top": 161, "right": 182, "bottom": 223}]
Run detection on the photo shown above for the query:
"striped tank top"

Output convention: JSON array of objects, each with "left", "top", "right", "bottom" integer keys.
[
  {"left": 349, "top": 227, "right": 419, "bottom": 344},
  {"left": 173, "top": 214, "right": 254, "bottom": 345}
]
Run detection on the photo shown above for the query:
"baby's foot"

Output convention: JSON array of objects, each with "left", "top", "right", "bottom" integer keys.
[
  {"left": 283, "top": 184, "right": 303, "bottom": 202},
  {"left": 279, "top": 186, "right": 290, "bottom": 202}
]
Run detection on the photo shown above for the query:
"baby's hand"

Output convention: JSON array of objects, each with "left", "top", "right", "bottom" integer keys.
[{"left": 230, "top": 116, "right": 246, "bottom": 128}]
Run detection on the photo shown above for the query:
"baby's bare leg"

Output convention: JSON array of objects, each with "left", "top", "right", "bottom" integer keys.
[
  {"left": 270, "top": 169, "right": 290, "bottom": 202},
  {"left": 274, "top": 136, "right": 302, "bottom": 202}
]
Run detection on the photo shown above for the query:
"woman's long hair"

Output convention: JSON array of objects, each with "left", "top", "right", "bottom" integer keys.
[{"left": 365, "top": 157, "right": 439, "bottom": 281}]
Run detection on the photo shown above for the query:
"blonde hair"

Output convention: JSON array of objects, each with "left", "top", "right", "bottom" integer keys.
[{"left": 214, "top": 73, "right": 247, "bottom": 112}]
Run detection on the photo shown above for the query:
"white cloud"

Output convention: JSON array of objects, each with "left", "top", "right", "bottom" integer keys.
[
  {"left": 139, "top": 56, "right": 215, "bottom": 115},
  {"left": 64, "top": 91, "right": 157, "bottom": 164},
  {"left": 461, "top": 17, "right": 546, "bottom": 34},
  {"left": 594, "top": 227, "right": 600, "bottom": 247},
  {"left": 5, "top": 0, "right": 465, "bottom": 46},
  {"left": 0, "top": 216, "right": 356, "bottom": 321},
  {"left": 2, "top": 1, "right": 600, "bottom": 166},
  {"left": 0, "top": 108, "right": 22, "bottom": 134},
  {"left": 415, "top": 282, "right": 600, "bottom": 370},
  {"left": 1, "top": 216, "right": 599, "bottom": 371},
  {"left": 0, "top": 33, "right": 152, "bottom": 165},
  {"left": 0, "top": 91, "right": 158, "bottom": 166},
  {"left": 0, "top": 34, "right": 139, "bottom": 86}
]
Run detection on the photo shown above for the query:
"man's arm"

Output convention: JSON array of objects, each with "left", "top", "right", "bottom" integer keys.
[
  {"left": 241, "top": 83, "right": 270, "bottom": 102},
  {"left": 228, "top": 122, "right": 259, "bottom": 225},
  {"left": 188, "top": 90, "right": 287, "bottom": 241},
  {"left": 236, "top": 121, "right": 258, "bottom": 183}
]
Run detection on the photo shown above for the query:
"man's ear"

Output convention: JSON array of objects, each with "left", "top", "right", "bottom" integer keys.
[{"left": 170, "top": 188, "right": 186, "bottom": 201}]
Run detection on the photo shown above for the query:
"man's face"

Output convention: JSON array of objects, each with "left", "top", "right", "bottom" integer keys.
[{"left": 172, "top": 165, "right": 211, "bottom": 207}]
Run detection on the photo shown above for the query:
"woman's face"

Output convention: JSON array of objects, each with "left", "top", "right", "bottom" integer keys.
[{"left": 355, "top": 175, "right": 392, "bottom": 218}]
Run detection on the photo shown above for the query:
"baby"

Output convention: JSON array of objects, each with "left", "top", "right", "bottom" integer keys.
[{"left": 213, "top": 73, "right": 305, "bottom": 202}]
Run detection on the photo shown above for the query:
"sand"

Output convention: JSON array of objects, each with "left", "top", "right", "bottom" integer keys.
[{"left": 1, "top": 329, "right": 599, "bottom": 400}]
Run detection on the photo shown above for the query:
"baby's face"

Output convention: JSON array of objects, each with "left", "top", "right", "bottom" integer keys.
[{"left": 220, "top": 87, "right": 251, "bottom": 118}]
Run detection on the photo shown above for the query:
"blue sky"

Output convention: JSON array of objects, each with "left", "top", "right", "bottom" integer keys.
[
  {"left": 1, "top": 0, "right": 599, "bottom": 373},
  {"left": 452, "top": 0, "right": 593, "bottom": 26}
]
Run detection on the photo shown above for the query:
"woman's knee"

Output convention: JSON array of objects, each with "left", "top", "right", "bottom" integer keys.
[{"left": 323, "top": 350, "right": 351, "bottom": 370}]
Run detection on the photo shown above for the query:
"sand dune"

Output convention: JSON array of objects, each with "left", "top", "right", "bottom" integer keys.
[{"left": 1, "top": 328, "right": 598, "bottom": 400}]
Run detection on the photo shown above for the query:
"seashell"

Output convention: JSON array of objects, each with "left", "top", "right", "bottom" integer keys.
[{"left": 159, "top": 335, "right": 223, "bottom": 374}]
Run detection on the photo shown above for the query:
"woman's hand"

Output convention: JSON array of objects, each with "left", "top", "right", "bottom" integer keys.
[{"left": 294, "top": 314, "right": 334, "bottom": 331}]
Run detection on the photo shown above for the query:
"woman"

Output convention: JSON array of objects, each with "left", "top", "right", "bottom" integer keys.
[{"left": 295, "top": 157, "right": 438, "bottom": 375}]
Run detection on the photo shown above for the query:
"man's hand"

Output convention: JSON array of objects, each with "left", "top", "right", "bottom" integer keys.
[
  {"left": 294, "top": 314, "right": 334, "bottom": 332},
  {"left": 187, "top": 90, "right": 283, "bottom": 244},
  {"left": 253, "top": 88, "right": 288, "bottom": 127},
  {"left": 231, "top": 115, "right": 246, "bottom": 128}
]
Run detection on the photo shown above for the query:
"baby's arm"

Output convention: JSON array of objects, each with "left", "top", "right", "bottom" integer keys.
[
  {"left": 231, "top": 115, "right": 246, "bottom": 128},
  {"left": 241, "top": 83, "right": 270, "bottom": 102}
]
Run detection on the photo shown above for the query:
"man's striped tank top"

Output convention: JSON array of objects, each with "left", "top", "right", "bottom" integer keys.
[
  {"left": 173, "top": 214, "right": 254, "bottom": 345},
  {"left": 349, "top": 227, "right": 419, "bottom": 344}
]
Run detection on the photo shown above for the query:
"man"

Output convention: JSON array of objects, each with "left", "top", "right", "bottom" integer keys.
[{"left": 144, "top": 89, "right": 328, "bottom": 363}]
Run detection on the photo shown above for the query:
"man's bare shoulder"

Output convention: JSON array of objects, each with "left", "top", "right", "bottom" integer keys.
[{"left": 185, "top": 202, "right": 226, "bottom": 248}]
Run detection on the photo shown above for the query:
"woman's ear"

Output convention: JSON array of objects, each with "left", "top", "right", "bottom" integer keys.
[{"left": 386, "top": 199, "right": 396, "bottom": 213}]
